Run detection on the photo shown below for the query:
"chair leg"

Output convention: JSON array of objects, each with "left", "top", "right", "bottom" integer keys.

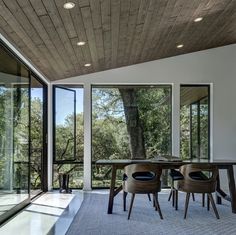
[
  {"left": 208, "top": 193, "right": 220, "bottom": 219},
  {"left": 202, "top": 193, "right": 205, "bottom": 207},
  {"left": 153, "top": 194, "right": 155, "bottom": 207},
  {"left": 192, "top": 193, "right": 195, "bottom": 201},
  {"left": 123, "top": 191, "right": 128, "bottom": 211},
  {"left": 153, "top": 193, "right": 158, "bottom": 210},
  {"left": 175, "top": 190, "right": 178, "bottom": 210},
  {"left": 168, "top": 190, "right": 172, "bottom": 201},
  {"left": 147, "top": 193, "right": 151, "bottom": 202},
  {"left": 153, "top": 193, "right": 163, "bottom": 219},
  {"left": 184, "top": 193, "right": 190, "bottom": 219},
  {"left": 172, "top": 189, "right": 176, "bottom": 207},
  {"left": 207, "top": 194, "right": 210, "bottom": 211},
  {"left": 128, "top": 193, "right": 135, "bottom": 220},
  {"left": 169, "top": 179, "right": 174, "bottom": 202}
]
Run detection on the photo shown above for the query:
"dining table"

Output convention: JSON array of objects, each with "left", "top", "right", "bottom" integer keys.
[{"left": 95, "top": 158, "right": 236, "bottom": 214}]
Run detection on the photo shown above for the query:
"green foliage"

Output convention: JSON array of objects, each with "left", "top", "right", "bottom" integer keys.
[
  {"left": 180, "top": 98, "right": 209, "bottom": 160},
  {"left": 136, "top": 87, "right": 172, "bottom": 157}
]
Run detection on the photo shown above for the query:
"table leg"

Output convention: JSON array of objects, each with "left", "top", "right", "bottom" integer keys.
[
  {"left": 227, "top": 165, "right": 236, "bottom": 213},
  {"left": 107, "top": 165, "right": 117, "bottom": 214}
]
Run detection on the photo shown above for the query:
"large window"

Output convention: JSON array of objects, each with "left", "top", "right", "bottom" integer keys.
[
  {"left": 0, "top": 42, "right": 47, "bottom": 224},
  {"left": 53, "top": 86, "right": 83, "bottom": 189},
  {"left": 92, "top": 85, "right": 172, "bottom": 187},
  {"left": 180, "top": 85, "right": 210, "bottom": 160}
]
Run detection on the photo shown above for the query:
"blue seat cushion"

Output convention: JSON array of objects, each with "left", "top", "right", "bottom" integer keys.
[
  {"left": 169, "top": 169, "right": 184, "bottom": 181},
  {"left": 132, "top": 171, "right": 156, "bottom": 181}
]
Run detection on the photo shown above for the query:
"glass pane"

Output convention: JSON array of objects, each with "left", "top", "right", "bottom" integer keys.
[
  {"left": 0, "top": 46, "right": 30, "bottom": 218},
  {"left": 92, "top": 85, "right": 172, "bottom": 187},
  {"left": 200, "top": 97, "right": 209, "bottom": 159},
  {"left": 30, "top": 76, "right": 44, "bottom": 196},
  {"left": 191, "top": 104, "right": 199, "bottom": 158},
  {"left": 53, "top": 163, "right": 83, "bottom": 188},
  {"left": 180, "top": 86, "right": 209, "bottom": 160},
  {"left": 53, "top": 87, "right": 84, "bottom": 189},
  {"left": 54, "top": 87, "right": 76, "bottom": 161}
]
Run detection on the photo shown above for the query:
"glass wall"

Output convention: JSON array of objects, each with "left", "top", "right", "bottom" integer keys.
[
  {"left": 92, "top": 85, "right": 172, "bottom": 187},
  {"left": 180, "top": 85, "right": 210, "bottom": 160},
  {"left": 53, "top": 86, "right": 84, "bottom": 189},
  {"left": 0, "top": 42, "right": 47, "bottom": 223},
  {"left": 30, "top": 76, "right": 46, "bottom": 197},
  {"left": 0, "top": 45, "right": 30, "bottom": 219}
]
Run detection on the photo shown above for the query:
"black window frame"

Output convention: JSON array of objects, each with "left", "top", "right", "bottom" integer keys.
[
  {"left": 52, "top": 85, "right": 77, "bottom": 164},
  {"left": 181, "top": 84, "right": 210, "bottom": 160}
]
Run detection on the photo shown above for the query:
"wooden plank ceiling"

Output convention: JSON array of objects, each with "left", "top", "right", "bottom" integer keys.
[{"left": 0, "top": 0, "right": 235, "bottom": 81}]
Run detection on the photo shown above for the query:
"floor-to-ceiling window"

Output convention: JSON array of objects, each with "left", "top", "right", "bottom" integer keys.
[
  {"left": 53, "top": 85, "right": 84, "bottom": 189},
  {"left": 180, "top": 85, "right": 210, "bottom": 160},
  {"left": 91, "top": 85, "right": 172, "bottom": 187},
  {"left": 0, "top": 42, "right": 47, "bottom": 224}
]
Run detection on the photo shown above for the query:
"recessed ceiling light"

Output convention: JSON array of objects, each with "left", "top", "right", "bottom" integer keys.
[
  {"left": 177, "top": 44, "right": 184, "bottom": 49},
  {"left": 77, "top": 41, "right": 86, "bottom": 46},
  {"left": 63, "top": 2, "right": 75, "bottom": 9},
  {"left": 194, "top": 17, "right": 203, "bottom": 22},
  {"left": 84, "top": 63, "right": 91, "bottom": 67}
]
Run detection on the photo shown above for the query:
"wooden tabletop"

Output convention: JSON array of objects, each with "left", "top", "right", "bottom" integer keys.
[{"left": 96, "top": 159, "right": 236, "bottom": 166}]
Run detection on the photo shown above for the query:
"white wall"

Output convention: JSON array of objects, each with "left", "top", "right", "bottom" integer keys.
[{"left": 52, "top": 44, "right": 236, "bottom": 191}]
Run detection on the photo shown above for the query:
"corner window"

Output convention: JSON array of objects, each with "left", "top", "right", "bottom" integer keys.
[{"left": 180, "top": 85, "right": 210, "bottom": 160}]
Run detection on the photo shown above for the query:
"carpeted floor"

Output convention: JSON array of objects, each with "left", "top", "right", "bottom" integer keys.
[{"left": 66, "top": 190, "right": 236, "bottom": 235}]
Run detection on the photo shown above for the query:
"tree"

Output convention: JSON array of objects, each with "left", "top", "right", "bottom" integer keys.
[{"left": 119, "top": 88, "right": 146, "bottom": 159}]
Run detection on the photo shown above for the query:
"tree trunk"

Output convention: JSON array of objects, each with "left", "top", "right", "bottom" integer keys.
[{"left": 119, "top": 88, "right": 146, "bottom": 159}]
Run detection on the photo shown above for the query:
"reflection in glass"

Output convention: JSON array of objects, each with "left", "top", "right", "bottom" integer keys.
[
  {"left": 0, "top": 46, "right": 30, "bottom": 218},
  {"left": 180, "top": 86, "right": 209, "bottom": 160},
  {"left": 30, "top": 76, "right": 44, "bottom": 197},
  {"left": 54, "top": 87, "right": 76, "bottom": 161},
  {"left": 53, "top": 163, "right": 83, "bottom": 189}
]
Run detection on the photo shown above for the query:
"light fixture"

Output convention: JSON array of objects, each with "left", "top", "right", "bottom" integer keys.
[
  {"left": 177, "top": 44, "right": 184, "bottom": 49},
  {"left": 84, "top": 63, "right": 91, "bottom": 67},
  {"left": 63, "top": 2, "right": 75, "bottom": 9},
  {"left": 77, "top": 41, "right": 86, "bottom": 46},
  {"left": 194, "top": 17, "right": 203, "bottom": 22}
]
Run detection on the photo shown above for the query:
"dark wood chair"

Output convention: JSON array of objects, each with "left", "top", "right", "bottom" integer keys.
[
  {"left": 123, "top": 163, "right": 163, "bottom": 220},
  {"left": 178, "top": 164, "right": 220, "bottom": 219},
  {"left": 168, "top": 169, "right": 198, "bottom": 210}
]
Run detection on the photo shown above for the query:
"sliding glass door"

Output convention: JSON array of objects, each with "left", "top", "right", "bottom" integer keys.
[
  {"left": 30, "top": 75, "right": 47, "bottom": 197},
  {"left": 0, "top": 45, "right": 30, "bottom": 220},
  {"left": 0, "top": 42, "right": 47, "bottom": 223}
]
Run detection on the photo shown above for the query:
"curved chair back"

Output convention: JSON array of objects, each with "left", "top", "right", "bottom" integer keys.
[
  {"left": 178, "top": 164, "right": 219, "bottom": 193},
  {"left": 123, "top": 164, "right": 162, "bottom": 194}
]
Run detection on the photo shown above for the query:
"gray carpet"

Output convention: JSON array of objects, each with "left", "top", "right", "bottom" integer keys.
[{"left": 66, "top": 190, "right": 236, "bottom": 235}]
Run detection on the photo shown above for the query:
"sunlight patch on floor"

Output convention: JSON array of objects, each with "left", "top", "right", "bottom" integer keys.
[{"left": 0, "top": 191, "right": 83, "bottom": 235}]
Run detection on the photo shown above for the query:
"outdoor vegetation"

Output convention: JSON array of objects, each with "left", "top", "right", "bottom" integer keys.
[
  {"left": 91, "top": 86, "right": 172, "bottom": 187},
  {"left": 0, "top": 83, "right": 209, "bottom": 191},
  {"left": 180, "top": 91, "right": 209, "bottom": 161}
]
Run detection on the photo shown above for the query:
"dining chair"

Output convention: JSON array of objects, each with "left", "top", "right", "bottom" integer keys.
[
  {"left": 123, "top": 163, "right": 163, "bottom": 220},
  {"left": 168, "top": 169, "right": 205, "bottom": 210},
  {"left": 178, "top": 164, "right": 220, "bottom": 219}
]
